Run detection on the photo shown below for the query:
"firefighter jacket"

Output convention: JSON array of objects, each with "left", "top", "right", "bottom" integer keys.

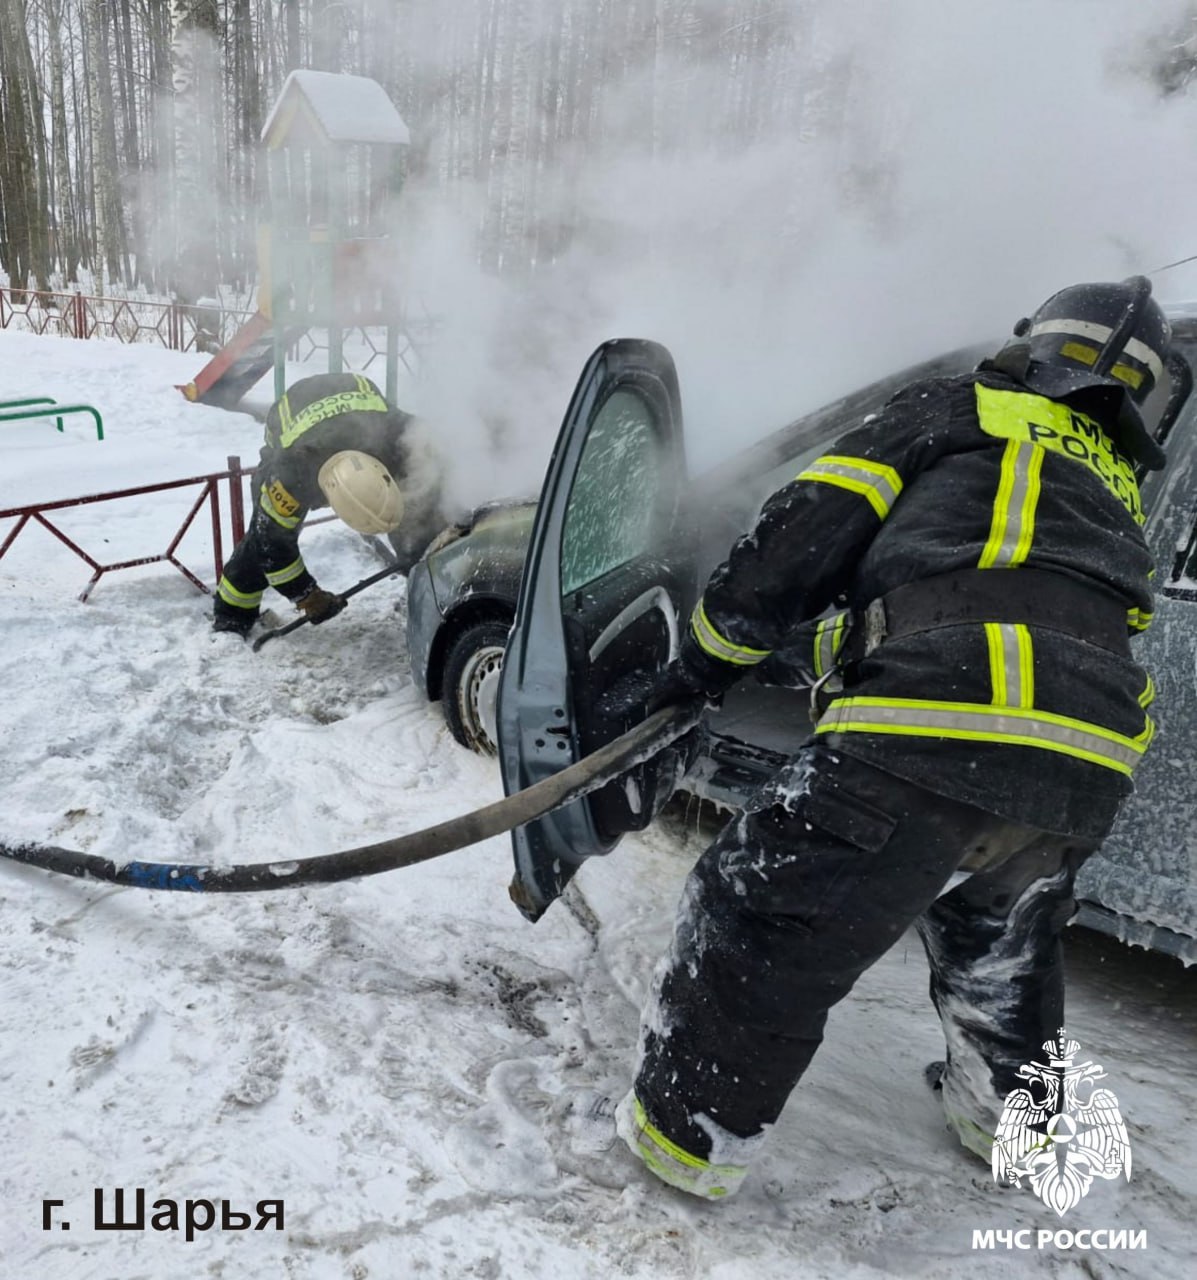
[
  {"left": 679, "top": 369, "right": 1156, "bottom": 841},
  {"left": 217, "top": 373, "right": 444, "bottom": 611}
]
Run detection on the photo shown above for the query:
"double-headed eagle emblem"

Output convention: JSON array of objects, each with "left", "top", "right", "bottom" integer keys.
[{"left": 992, "top": 1030, "right": 1132, "bottom": 1216}]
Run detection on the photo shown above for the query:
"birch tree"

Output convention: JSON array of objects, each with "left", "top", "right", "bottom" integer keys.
[
  {"left": 170, "top": 0, "right": 223, "bottom": 301},
  {"left": 0, "top": 0, "right": 51, "bottom": 288}
]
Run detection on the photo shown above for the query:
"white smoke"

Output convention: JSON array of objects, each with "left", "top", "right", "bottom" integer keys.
[{"left": 365, "top": 1, "right": 1197, "bottom": 498}]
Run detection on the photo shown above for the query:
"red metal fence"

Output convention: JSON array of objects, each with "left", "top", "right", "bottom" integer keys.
[
  {"left": 0, "top": 285, "right": 257, "bottom": 354},
  {"left": 0, "top": 457, "right": 249, "bottom": 602}
]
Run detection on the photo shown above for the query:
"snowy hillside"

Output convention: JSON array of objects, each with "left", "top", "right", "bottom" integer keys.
[{"left": 0, "top": 330, "right": 1194, "bottom": 1280}]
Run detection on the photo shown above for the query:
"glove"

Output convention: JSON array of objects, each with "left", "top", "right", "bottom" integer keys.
[
  {"left": 597, "top": 659, "right": 720, "bottom": 728},
  {"left": 643, "top": 660, "right": 722, "bottom": 716},
  {"left": 295, "top": 585, "right": 347, "bottom": 625}
]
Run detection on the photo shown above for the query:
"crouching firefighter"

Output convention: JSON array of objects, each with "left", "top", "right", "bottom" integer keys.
[
  {"left": 616, "top": 277, "right": 1170, "bottom": 1199},
  {"left": 213, "top": 372, "right": 447, "bottom": 639}
]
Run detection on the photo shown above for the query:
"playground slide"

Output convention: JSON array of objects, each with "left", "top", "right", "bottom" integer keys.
[{"left": 179, "top": 312, "right": 285, "bottom": 411}]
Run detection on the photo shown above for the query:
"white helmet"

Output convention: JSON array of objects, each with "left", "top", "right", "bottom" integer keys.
[{"left": 317, "top": 450, "right": 405, "bottom": 534}]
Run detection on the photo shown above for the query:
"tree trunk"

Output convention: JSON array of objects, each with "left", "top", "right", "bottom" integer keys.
[
  {"left": 0, "top": 0, "right": 52, "bottom": 288},
  {"left": 170, "top": 0, "right": 223, "bottom": 302},
  {"left": 46, "top": 0, "right": 80, "bottom": 282},
  {"left": 84, "top": 0, "right": 128, "bottom": 286},
  {"left": 116, "top": 0, "right": 146, "bottom": 283},
  {"left": 283, "top": 0, "right": 301, "bottom": 74}
]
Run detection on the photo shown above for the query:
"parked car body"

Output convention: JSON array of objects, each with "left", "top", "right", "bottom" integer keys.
[{"left": 406, "top": 328, "right": 1197, "bottom": 960}]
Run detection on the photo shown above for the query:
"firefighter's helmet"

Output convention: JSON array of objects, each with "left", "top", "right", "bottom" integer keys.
[
  {"left": 994, "top": 275, "right": 1172, "bottom": 469},
  {"left": 317, "top": 450, "right": 405, "bottom": 534}
]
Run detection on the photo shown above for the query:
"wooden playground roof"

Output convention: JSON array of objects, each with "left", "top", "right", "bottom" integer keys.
[{"left": 262, "top": 71, "right": 410, "bottom": 150}]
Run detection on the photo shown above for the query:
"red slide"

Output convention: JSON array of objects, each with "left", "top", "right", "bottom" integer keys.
[{"left": 179, "top": 312, "right": 283, "bottom": 410}]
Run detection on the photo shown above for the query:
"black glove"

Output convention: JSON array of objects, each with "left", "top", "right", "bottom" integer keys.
[
  {"left": 295, "top": 585, "right": 347, "bottom": 625},
  {"left": 643, "top": 660, "right": 722, "bottom": 716},
  {"left": 597, "top": 659, "right": 720, "bottom": 729},
  {"left": 589, "top": 661, "right": 709, "bottom": 835}
]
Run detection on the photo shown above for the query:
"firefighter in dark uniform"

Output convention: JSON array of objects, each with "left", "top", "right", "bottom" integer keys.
[
  {"left": 615, "top": 277, "right": 1172, "bottom": 1198},
  {"left": 213, "top": 372, "right": 446, "bottom": 637}
]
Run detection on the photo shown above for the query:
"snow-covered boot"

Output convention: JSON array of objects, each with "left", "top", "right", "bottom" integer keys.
[
  {"left": 924, "top": 1060, "right": 997, "bottom": 1163},
  {"left": 212, "top": 610, "right": 255, "bottom": 639},
  {"left": 616, "top": 1092, "right": 758, "bottom": 1200}
]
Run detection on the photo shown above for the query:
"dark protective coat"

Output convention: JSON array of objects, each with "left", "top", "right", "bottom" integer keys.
[
  {"left": 215, "top": 373, "right": 446, "bottom": 623},
  {"left": 626, "top": 369, "right": 1159, "bottom": 1188},
  {"left": 680, "top": 368, "right": 1156, "bottom": 841}
]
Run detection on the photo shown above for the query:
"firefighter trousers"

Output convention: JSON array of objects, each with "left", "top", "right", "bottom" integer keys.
[{"left": 633, "top": 741, "right": 1099, "bottom": 1163}]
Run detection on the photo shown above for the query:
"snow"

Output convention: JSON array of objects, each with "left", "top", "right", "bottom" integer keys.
[
  {"left": 262, "top": 71, "right": 411, "bottom": 148},
  {"left": 1, "top": 329, "right": 1195, "bottom": 1278}
]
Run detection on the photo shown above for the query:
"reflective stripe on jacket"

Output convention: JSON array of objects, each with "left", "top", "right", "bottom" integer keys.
[{"left": 680, "top": 370, "right": 1156, "bottom": 839}]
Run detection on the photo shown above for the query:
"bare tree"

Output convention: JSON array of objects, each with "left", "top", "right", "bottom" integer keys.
[
  {"left": 0, "top": 0, "right": 52, "bottom": 288},
  {"left": 170, "top": 0, "right": 223, "bottom": 301}
]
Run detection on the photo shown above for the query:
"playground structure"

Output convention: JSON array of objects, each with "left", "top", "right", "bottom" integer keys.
[
  {"left": 181, "top": 71, "right": 415, "bottom": 410},
  {"left": 0, "top": 395, "right": 104, "bottom": 439}
]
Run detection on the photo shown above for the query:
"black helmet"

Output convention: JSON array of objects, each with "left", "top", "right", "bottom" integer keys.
[{"left": 992, "top": 276, "right": 1172, "bottom": 469}]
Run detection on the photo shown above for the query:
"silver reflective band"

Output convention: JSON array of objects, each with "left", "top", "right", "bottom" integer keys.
[
  {"left": 217, "top": 577, "right": 262, "bottom": 609},
  {"left": 265, "top": 558, "right": 307, "bottom": 587},
  {"left": 986, "top": 622, "right": 1033, "bottom": 709},
  {"left": 798, "top": 456, "right": 903, "bottom": 519},
  {"left": 816, "top": 697, "right": 1146, "bottom": 774},
  {"left": 1028, "top": 319, "right": 1165, "bottom": 384},
  {"left": 691, "top": 600, "right": 771, "bottom": 666},
  {"left": 814, "top": 611, "right": 849, "bottom": 678}
]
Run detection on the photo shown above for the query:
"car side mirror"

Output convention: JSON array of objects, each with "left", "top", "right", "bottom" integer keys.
[{"left": 1163, "top": 505, "right": 1197, "bottom": 602}]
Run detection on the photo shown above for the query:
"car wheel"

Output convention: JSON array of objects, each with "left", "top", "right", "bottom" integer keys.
[{"left": 442, "top": 620, "right": 509, "bottom": 755}]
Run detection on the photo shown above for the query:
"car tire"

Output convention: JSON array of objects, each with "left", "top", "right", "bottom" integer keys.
[{"left": 442, "top": 620, "right": 509, "bottom": 755}]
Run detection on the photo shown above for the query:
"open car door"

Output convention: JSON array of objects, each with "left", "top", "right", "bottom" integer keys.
[{"left": 497, "top": 339, "right": 690, "bottom": 921}]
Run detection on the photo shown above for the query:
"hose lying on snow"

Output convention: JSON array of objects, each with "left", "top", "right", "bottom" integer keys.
[{"left": 0, "top": 705, "right": 701, "bottom": 893}]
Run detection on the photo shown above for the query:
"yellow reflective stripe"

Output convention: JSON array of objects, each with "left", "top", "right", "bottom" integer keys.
[
  {"left": 1127, "top": 606, "right": 1153, "bottom": 632},
  {"left": 265, "top": 558, "right": 307, "bottom": 587},
  {"left": 815, "top": 696, "right": 1147, "bottom": 775},
  {"left": 814, "top": 610, "right": 849, "bottom": 678},
  {"left": 260, "top": 483, "right": 302, "bottom": 530},
  {"left": 217, "top": 576, "right": 263, "bottom": 609},
  {"left": 984, "top": 623, "right": 1007, "bottom": 706},
  {"left": 690, "top": 599, "right": 771, "bottom": 667},
  {"left": 278, "top": 388, "right": 389, "bottom": 447},
  {"left": 946, "top": 1110, "right": 1003, "bottom": 1161},
  {"left": 276, "top": 393, "right": 293, "bottom": 439},
  {"left": 974, "top": 384, "right": 1144, "bottom": 525},
  {"left": 979, "top": 441, "right": 1042, "bottom": 569},
  {"left": 1028, "top": 319, "right": 1165, "bottom": 384},
  {"left": 628, "top": 1098, "right": 741, "bottom": 1199},
  {"left": 1109, "top": 362, "right": 1144, "bottom": 391},
  {"left": 1138, "top": 674, "right": 1155, "bottom": 708},
  {"left": 987, "top": 622, "right": 1034, "bottom": 709},
  {"left": 1135, "top": 675, "right": 1156, "bottom": 746},
  {"left": 796, "top": 455, "right": 903, "bottom": 520}
]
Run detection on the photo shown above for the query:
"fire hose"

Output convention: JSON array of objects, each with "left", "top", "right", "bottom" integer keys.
[{"left": 0, "top": 704, "right": 701, "bottom": 893}]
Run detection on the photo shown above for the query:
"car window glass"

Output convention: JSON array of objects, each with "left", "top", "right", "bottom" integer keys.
[
  {"left": 561, "top": 387, "right": 662, "bottom": 595},
  {"left": 1147, "top": 347, "right": 1194, "bottom": 447}
]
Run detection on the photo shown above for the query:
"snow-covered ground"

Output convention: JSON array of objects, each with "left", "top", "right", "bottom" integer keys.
[{"left": 0, "top": 329, "right": 1194, "bottom": 1279}]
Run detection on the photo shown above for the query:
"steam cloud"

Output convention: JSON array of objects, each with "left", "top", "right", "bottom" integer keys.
[{"left": 344, "top": 2, "right": 1197, "bottom": 499}]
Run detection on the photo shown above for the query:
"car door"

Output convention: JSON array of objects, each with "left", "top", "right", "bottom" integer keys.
[
  {"left": 497, "top": 339, "right": 690, "bottom": 921},
  {"left": 1077, "top": 357, "right": 1197, "bottom": 961}
]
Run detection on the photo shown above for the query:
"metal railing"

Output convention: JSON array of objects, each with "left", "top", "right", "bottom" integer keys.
[
  {"left": 0, "top": 285, "right": 257, "bottom": 354},
  {"left": 0, "top": 456, "right": 249, "bottom": 601}
]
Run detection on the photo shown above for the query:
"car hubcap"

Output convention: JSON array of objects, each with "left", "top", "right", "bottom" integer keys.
[{"left": 460, "top": 643, "right": 504, "bottom": 754}]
